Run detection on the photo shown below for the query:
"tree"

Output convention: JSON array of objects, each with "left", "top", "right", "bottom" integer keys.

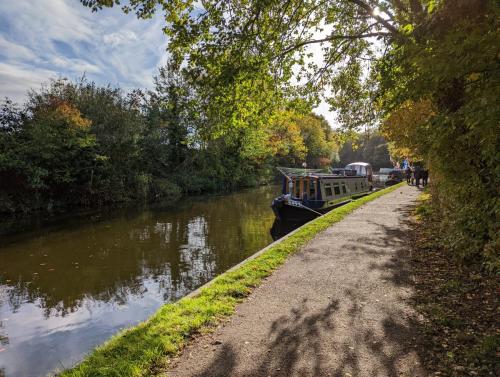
[
  {"left": 376, "top": 1, "right": 499, "bottom": 267},
  {"left": 338, "top": 132, "right": 392, "bottom": 169},
  {"left": 77, "top": 0, "right": 499, "bottom": 266},
  {"left": 0, "top": 95, "right": 97, "bottom": 212},
  {"left": 80, "top": 0, "right": 403, "bottom": 132},
  {"left": 381, "top": 99, "right": 435, "bottom": 161},
  {"left": 142, "top": 67, "right": 195, "bottom": 173},
  {"left": 266, "top": 110, "right": 307, "bottom": 166},
  {"left": 293, "top": 113, "right": 338, "bottom": 167}
]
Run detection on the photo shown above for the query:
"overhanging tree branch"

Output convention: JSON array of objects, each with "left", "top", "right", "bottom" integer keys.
[
  {"left": 279, "top": 32, "right": 390, "bottom": 57},
  {"left": 348, "top": 0, "right": 401, "bottom": 35}
]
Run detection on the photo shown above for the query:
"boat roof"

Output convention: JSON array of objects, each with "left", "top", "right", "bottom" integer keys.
[
  {"left": 277, "top": 167, "right": 326, "bottom": 177},
  {"left": 277, "top": 167, "right": 362, "bottom": 179}
]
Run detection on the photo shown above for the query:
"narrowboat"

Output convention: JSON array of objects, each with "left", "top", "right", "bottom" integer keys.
[{"left": 271, "top": 163, "right": 373, "bottom": 221}]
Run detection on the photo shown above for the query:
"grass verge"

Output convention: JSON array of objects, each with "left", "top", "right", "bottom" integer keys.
[{"left": 61, "top": 183, "right": 405, "bottom": 377}]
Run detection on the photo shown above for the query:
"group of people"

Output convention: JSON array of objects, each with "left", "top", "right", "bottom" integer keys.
[
  {"left": 400, "top": 158, "right": 428, "bottom": 188},
  {"left": 404, "top": 164, "right": 429, "bottom": 188},
  {"left": 405, "top": 166, "right": 429, "bottom": 187}
]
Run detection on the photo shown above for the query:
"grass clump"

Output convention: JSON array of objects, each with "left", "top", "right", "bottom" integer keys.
[
  {"left": 414, "top": 191, "right": 432, "bottom": 220},
  {"left": 60, "top": 183, "right": 405, "bottom": 377}
]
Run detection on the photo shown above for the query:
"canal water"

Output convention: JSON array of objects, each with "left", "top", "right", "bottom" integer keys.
[{"left": 0, "top": 185, "right": 300, "bottom": 377}]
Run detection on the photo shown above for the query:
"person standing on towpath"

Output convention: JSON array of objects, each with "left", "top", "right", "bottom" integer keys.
[
  {"left": 414, "top": 166, "right": 422, "bottom": 188},
  {"left": 405, "top": 166, "right": 412, "bottom": 185},
  {"left": 422, "top": 169, "right": 429, "bottom": 187},
  {"left": 168, "top": 185, "right": 426, "bottom": 377}
]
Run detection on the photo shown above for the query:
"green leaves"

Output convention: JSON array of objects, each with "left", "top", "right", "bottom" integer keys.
[
  {"left": 70, "top": 0, "right": 497, "bottom": 269},
  {"left": 426, "top": 0, "right": 438, "bottom": 14},
  {"left": 401, "top": 24, "right": 414, "bottom": 35},
  {"left": 80, "top": 0, "right": 161, "bottom": 19},
  {"left": 378, "top": 0, "right": 500, "bottom": 267}
]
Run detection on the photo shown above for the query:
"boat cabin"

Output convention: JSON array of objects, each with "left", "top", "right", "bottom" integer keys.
[
  {"left": 272, "top": 164, "right": 373, "bottom": 221},
  {"left": 281, "top": 172, "right": 369, "bottom": 209},
  {"left": 345, "top": 162, "right": 373, "bottom": 182}
]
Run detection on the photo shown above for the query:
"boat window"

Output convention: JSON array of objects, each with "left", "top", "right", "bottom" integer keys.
[
  {"left": 309, "top": 181, "right": 316, "bottom": 198},
  {"left": 325, "top": 187, "right": 333, "bottom": 197},
  {"left": 334, "top": 185, "right": 340, "bottom": 195},
  {"left": 342, "top": 185, "right": 347, "bottom": 194}
]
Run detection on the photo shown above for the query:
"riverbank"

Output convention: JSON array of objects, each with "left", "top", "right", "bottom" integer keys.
[{"left": 61, "top": 183, "right": 405, "bottom": 377}]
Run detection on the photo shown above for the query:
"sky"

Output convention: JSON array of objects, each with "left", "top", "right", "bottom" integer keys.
[
  {"left": 0, "top": 0, "right": 334, "bottom": 121},
  {"left": 0, "top": 0, "right": 168, "bottom": 101}
]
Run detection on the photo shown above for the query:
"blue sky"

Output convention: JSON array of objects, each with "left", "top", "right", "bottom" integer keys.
[
  {"left": 0, "top": 0, "right": 168, "bottom": 103},
  {"left": 0, "top": 0, "right": 333, "bottom": 120}
]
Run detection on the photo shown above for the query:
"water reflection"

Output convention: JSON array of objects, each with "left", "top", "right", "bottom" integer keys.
[
  {"left": 270, "top": 219, "right": 308, "bottom": 241},
  {"left": 0, "top": 186, "right": 279, "bottom": 377}
]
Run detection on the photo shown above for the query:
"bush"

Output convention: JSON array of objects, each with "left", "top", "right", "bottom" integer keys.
[{"left": 150, "top": 178, "right": 182, "bottom": 202}]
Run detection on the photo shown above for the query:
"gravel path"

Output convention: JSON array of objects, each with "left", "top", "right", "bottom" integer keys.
[{"left": 168, "top": 185, "right": 426, "bottom": 377}]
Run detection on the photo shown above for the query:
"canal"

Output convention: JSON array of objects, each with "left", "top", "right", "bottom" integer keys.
[{"left": 0, "top": 185, "right": 299, "bottom": 377}]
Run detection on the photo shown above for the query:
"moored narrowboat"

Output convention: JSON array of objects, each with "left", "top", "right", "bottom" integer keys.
[{"left": 271, "top": 163, "right": 373, "bottom": 221}]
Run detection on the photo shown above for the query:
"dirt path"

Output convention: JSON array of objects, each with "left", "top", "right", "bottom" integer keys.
[{"left": 167, "top": 185, "right": 426, "bottom": 377}]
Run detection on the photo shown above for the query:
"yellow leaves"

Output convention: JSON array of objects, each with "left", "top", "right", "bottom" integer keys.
[
  {"left": 35, "top": 100, "right": 92, "bottom": 131},
  {"left": 266, "top": 110, "right": 306, "bottom": 159},
  {"left": 29, "top": 99, "right": 96, "bottom": 150},
  {"left": 53, "top": 102, "right": 92, "bottom": 130},
  {"left": 427, "top": 0, "right": 438, "bottom": 14},
  {"left": 385, "top": 99, "right": 435, "bottom": 133},
  {"left": 466, "top": 72, "right": 480, "bottom": 83},
  {"left": 382, "top": 99, "right": 435, "bottom": 160},
  {"left": 387, "top": 143, "right": 414, "bottom": 161}
]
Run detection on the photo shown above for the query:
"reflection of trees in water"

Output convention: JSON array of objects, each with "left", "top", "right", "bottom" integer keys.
[{"left": 0, "top": 186, "right": 277, "bottom": 317}]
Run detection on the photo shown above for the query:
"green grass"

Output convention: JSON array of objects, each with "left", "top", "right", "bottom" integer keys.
[{"left": 60, "top": 183, "right": 405, "bottom": 377}]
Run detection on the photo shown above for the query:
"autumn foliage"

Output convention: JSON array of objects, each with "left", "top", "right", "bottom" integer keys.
[{"left": 379, "top": 1, "right": 499, "bottom": 269}]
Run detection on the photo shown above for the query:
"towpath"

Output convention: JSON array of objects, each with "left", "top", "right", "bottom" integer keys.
[{"left": 168, "top": 185, "right": 426, "bottom": 377}]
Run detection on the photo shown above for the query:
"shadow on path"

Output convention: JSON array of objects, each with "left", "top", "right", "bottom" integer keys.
[{"left": 172, "top": 189, "right": 425, "bottom": 377}]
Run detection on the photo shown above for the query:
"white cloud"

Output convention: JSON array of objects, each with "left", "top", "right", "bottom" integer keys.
[
  {"left": 0, "top": 63, "right": 60, "bottom": 103},
  {"left": 50, "top": 56, "right": 102, "bottom": 74},
  {"left": 0, "top": 0, "right": 93, "bottom": 45},
  {"left": 0, "top": 0, "right": 169, "bottom": 103},
  {"left": 102, "top": 31, "right": 139, "bottom": 47},
  {"left": 0, "top": 35, "right": 37, "bottom": 61}
]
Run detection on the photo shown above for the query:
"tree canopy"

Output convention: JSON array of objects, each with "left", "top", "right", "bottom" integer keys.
[
  {"left": 79, "top": 0, "right": 499, "bottom": 267},
  {"left": 0, "top": 76, "right": 337, "bottom": 214},
  {"left": 338, "top": 132, "right": 392, "bottom": 170}
]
